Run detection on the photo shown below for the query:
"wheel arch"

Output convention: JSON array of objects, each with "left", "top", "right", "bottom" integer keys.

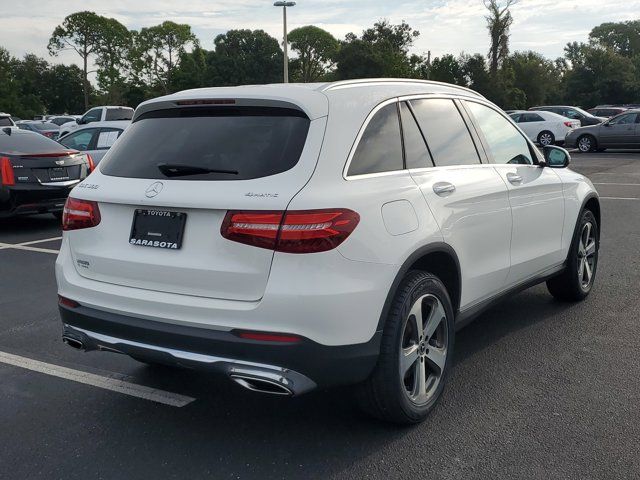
[{"left": 376, "top": 243, "right": 462, "bottom": 332}]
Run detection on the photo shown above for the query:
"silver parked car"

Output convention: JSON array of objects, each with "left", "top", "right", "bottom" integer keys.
[
  {"left": 58, "top": 120, "right": 130, "bottom": 164},
  {"left": 565, "top": 110, "right": 640, "bottom": 152}
]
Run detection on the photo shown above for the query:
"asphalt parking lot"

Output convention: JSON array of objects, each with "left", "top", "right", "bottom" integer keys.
[{"left": 1, "top": 151, "right": 639, "bottom": 480}]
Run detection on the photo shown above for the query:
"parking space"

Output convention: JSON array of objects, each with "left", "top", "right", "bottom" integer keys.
[{"left": 1, "top": 151, "right": 640, "bottom": 479}]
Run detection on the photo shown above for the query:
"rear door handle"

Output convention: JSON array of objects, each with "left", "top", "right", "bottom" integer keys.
[
  {"left": 433, "top": 182, "right": 456, "bottom": 196},
  {"left": 506, "top": 173, "right": 523, "bottom": 185}
]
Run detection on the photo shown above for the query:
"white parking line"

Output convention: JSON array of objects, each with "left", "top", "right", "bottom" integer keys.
[
  {"left": 600, "top": 197, "right": 640, "bottom": 201},
  {"left": 0, "top": 243, "right": 59, "bottom": 254},
  {"left": 593, "top": 183, "right": 640, "bottom": 186},
  {"left": 18, "top": 236, "right": 63, "bottom": 246},
  {"left": 0, "top": 351, "right": 195, "bottom": 408}
]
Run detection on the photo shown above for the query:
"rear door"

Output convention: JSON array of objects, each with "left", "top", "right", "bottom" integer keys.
[
  {"left": 518, "top": 113, "right": 546, "bottom": 141},
  {"left": 68, "top": 106, "right": 324, "bottom": 302},
  {"left": 406, "top": 98, "right": 512, "bottom": 308},
  {"left": 599, "top": 113, "right": 639, "bottom": 146},
  {"left": 463, "top": 100, "right": 565, "bottom": 285}
]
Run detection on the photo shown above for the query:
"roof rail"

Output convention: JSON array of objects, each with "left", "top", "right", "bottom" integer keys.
[{"left": 320, "top": 78, "right": 484, "bottom": 98}]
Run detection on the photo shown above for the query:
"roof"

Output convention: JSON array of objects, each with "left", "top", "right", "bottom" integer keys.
[{"left": 135, "top": 78, "right": 485, "bottom": 122}]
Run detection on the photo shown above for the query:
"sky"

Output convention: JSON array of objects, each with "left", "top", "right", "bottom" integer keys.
[{"left": 1, "top": 0, "right": 640, "bottom": 69}]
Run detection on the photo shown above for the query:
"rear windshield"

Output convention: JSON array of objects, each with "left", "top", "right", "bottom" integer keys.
[
  {"left": 0, "top": 117, "right": 13, "bottom": 127},
  {"left": 105, "top": 108, "right": 133, "bottom": 121},
  {"left": 100, "top": 107, "right": 310, "bottom": 181},
  {"left": 32, "top": 122, "right": 58, "bottom": 131},
  {"left": 0, "top": 130, "right": 70, "bottom": 155}
]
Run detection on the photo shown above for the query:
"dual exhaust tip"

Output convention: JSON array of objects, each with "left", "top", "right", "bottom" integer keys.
[{"left": 63, "top": 334, "right": 294, "bottom": 396}]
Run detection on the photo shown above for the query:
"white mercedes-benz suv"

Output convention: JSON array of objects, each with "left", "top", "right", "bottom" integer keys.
[{"left": 56, "top": 79, "right": 600, "bottom": 424}]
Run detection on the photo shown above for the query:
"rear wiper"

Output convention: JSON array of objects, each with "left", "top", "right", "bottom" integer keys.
[{"left": 157, "top": 163, "right": 238, "bottom": 177}]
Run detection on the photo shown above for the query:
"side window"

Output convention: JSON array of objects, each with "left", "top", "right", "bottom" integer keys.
[
  {"left": 0, "top": 117, "right": 13, "bottom": 127},
  {"left": 96, "top": 129, "right": 122, "bottom": 150},
  {"left": 466, "top": 101, "right": 533, "bottom": 165},
  {"left": 410, "top": 99, "right": 480, "bottom": 167},
  {"left": 399, "top": 102, "right": 432, "bottom": 169},
  {"left": 60, "top": 129, "right": 97, "bottom": 151},
  {"left": 609, "top": 113, "right": 637, "bottom": 125},
  {"left": 524, "top": 113, "right": 545, "bottom": 122},
  {"left": 81, "top": 109, "right": 102, "bottom": 124},
  {"left": 563, "top": 109, "right": 582, "bottom": 120},
  {"left": 347, "top": 102, "right": 403, "bottom": 176},
  {"left": 509, "top": 114, "right": 522, "bottom": 123}
]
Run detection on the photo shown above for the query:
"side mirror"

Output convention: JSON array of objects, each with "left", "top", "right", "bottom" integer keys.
[{"left": 542, "top": 145, "right": 570, "bottom": 168}]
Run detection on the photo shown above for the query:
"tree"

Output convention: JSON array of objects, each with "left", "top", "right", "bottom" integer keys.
[
  {"left": 589, "top": 21, "right": 640, "bottom": 58},
  {"left": 48, "top": 11, "right": 103, "bottom": 110},
  {"left": 288, "top": 26, "right": 339, "bottom": 82},
  {"left": 505, "top": 51, "right": 560, "bottom": 107},
  {"left": 172, "top": 46, "right": 209, "bottom": 91},
  {"left": 208, "top": 29, "right": 282, "bottom": 86},
  {"left": 484, "top": 0, "right": 516, "bottom": 75},
  {"left": 137, "top": 21, "right": 198, "bottom": 94},
  {"left": 428, "top": 54, "right": 465, "bottom": 85},
  {"left": 336, "top": 20, "right": 421, "bottom": 79},
  {"left": 460, "top": 53, "right": 492, "bottom": 95},
  {"left": 94, "top": 17, "right": 131, "bottom": 104}
]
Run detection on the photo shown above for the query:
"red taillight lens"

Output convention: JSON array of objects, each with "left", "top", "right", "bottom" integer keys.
[
  {"left": 58, "top": 295, "right": 80, "bottom": 308},
  {"left": 0, "top": 157, "right": 15, "bottom": 186},
  {"left": 62, "top": 197, "right": 101, "bottom": 231},
  {"left": 221, "top": 209, "right": 360, "bottom": 254},
  {"left": 237, "top": 331, "right": 302, "bottom": 343},
  {"left": 86, "top": 154, "right": 95, "bottom": 173},
  {"left": 564, "top": 121, "right": 574, "bottom": 127}
]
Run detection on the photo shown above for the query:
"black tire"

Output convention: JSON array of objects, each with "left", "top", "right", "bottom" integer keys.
[
  {"left": 577, "top": 135, "right": 596, "bottom": 153},
  {"left": 52, "top": 211, "right": 63, "bottom": 220},
  {"left": 537, "top": 131, "right": 555, "bottom": 146},
  {"left": 356, "top": 271, "right": 455, "bottom": 424},
  {"left": 547, "top": 209, "right": 599, "bottom": 301}
]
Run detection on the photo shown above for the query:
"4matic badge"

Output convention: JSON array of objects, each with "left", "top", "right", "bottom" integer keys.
[{"left": 245, "top": 192, "right": 279, "bottom": 198}]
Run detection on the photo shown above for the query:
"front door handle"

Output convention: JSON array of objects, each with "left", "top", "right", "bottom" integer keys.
[
  {"left": 433, "top": 182, "right": 456, "bottom": 196},
  {"left": 506, "top": 173, "right": 523, "bottom": 185}
]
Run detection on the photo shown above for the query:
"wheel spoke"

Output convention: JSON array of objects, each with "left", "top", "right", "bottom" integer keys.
[
  {"left": 582, "top": 223, "right": 592, "bottom": 248},
  {"left": 584, "top": 260, "right": 593, "bottom": 284},
  {"left": 585, "top": 240, "right": 596, "bottom": 257},
  {"left": 424, "top": 300, "right": 445, "bottom": 340},
  {"left": 401, "top": 345, "right": 419, "bottom": 376},
  {"left": 425, "top": 347, "right": 446, "bottom": 375},
  {"left": 578, "top": 257, "right": 586, "bottom": 279},
  {"left": 409, "top": 299, "right": 424, "bottom": 339},
  {"left": 413, "top": 360, "right": 427, "bottom": 400}
]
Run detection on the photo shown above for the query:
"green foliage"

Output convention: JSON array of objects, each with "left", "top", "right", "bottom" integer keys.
[
  {"left": 288, "top": 26, "right": 339, "bottom": 82},
  {"left": 589, "top": 21, "right": 640, "bottom": 57},
  {"left": 429, "top": 54, "right": 465, "bottom": 85},
  {"left": 208, "top": 29, "right": 283, "bottom": 86},
  {"left": 336, "top": 20, "right": 421, "bottom": 79}
]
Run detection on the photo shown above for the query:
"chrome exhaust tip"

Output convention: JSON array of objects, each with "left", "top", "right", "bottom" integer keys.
[
  {"left": 230, "top": 374, "right": 293, "bottom": 396},
  {"left": 62, "top": 336, "right": 85, "bottom": 351}
]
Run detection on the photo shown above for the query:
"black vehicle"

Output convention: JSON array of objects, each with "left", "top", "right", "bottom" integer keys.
[
  {"left": 529, "top": 105, "right": 606, "bottom": 126},
  {"left": 0, "top": 128, "right": 94, "bottom": 218}
]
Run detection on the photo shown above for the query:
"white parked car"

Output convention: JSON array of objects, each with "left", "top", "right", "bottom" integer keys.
[
  {"left": 509, "top": 110, "right": 581, "bottom": 146},
  {"left": 58, "top": 120, "right": 130, "bottom": 165},
  {"left": 56, "top": 79, "right": 600, "bottom": 424},
  {"left": 59, "top": 106, "right": 133, "bottom": 137}
]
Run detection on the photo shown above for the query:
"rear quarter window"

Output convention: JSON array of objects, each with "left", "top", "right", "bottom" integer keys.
[
  {"left": 105, "top": 108, "right": 134, "bottom": 121},
  {"left": 100, "top": 107, "right": 310, "bottom": 181}
]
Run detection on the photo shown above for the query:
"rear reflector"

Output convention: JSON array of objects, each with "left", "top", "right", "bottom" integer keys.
[
  {"left": 221, "top": 209, "right": 360, "bottom": 253},
  {"left": 62, "top": 197, "right": 101, "bottom": 231},
  {"left": 58, "top": 295, "right": 80, "bottom": 308},
  {"left": 0, "top": 157, "right": 15, "bottom": 186},
  {"left": 237, "top": 331, "right": 302, "bottom": 343}
]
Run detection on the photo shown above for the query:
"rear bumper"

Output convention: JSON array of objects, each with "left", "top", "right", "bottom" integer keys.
[
  {"left": 60, "top": 304, "right": 381, "bottom": 392},
  {"left": 0, "top": 184, "right": 74, "bottom": 217}
]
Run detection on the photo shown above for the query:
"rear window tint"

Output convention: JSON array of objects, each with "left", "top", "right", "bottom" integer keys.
[
  {"left": 105, "top": 108, "right": 134, "bottom": 121},
  {"left": 0, "top": 130, "right": 69, "bottom": 155},
  {"left": 100, "top": 107, "right": 310, "bottom": 181}
]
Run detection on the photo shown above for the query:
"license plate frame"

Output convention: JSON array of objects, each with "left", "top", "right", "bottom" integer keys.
[{"left": 129, "top": 209, "right": 187, "bottom": 250}]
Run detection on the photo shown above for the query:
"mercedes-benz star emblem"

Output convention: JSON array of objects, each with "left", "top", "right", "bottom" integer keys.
[{"left": 145, "top": 181, "right": 164, "bottom": 198}]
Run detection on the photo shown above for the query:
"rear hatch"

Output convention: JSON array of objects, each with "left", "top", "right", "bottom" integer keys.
[{"left": 68, "top": 102, "right": 327, "bottom": 301}]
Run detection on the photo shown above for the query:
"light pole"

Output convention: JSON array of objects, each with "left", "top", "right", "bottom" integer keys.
[{"left": 274, "top": 1, "right": 296, "bottom": 83}]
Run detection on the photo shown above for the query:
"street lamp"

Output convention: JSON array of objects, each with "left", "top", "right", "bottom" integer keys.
[{"left": 274, "top": 1, "right": 296, "bottom": 83}]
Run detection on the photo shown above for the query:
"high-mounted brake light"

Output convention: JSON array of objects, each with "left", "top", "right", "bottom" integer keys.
[
  {"left": 62, "top": 197, "right": 101, "bottom": 231},
  {"left": 0, "top": 157, "right": 15, "bottom": 186},
  {"left": 86, "top": 154, "right": 95, "bottom": 173},
  {"left": 176, "top": 99, "right": 236, "bottom": 106},
  {"left": 221, "top": 209, "right": 360, "bottom": 254}
]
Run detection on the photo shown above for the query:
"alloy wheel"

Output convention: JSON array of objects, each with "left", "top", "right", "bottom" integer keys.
[
  {"left": 400, "top": 294, "right": 448, "bottom": 405},
  {"left": 577, "top": 221, "right": 597, "bottom": 289},
  {"left": 539, "top": 133, "right": 554, "bottom": 146},
  {"left": 578, "top": 137, "right": 592, "bottom": 152}
]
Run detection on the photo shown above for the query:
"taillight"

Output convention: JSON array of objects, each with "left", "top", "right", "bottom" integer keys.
[
  {"left": 86, "top": 154, "right": 95, "bottom": 173},
  {"left": 221, "top": 208, "right": 360, "bottom": 254},
  {"left": 62, "top": 197, "right": 101, "bottom": 231},
  {"left": 564, "top": 121, "right": 574, "bottom": 127},
  {"left": 0, "top": 157, "right": 15, "bottom": 186}
]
